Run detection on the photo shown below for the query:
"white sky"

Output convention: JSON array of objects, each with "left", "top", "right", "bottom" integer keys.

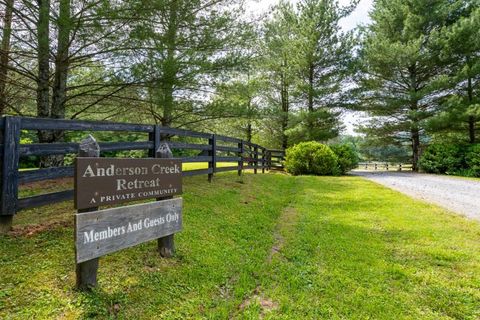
[
  {"left": 246, "top": 0, "right": 373, "bottom": 30},
  {"left": 246, "top": 0, "right": 373, "bottom": 135}
]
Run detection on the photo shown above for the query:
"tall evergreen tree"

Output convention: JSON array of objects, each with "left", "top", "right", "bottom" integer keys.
[
  {"left": 261, "top": 1, "right": 300, "bottom": 149},
  {"left": 429, "top": 5, "right": 480, "bottom": 143},
  {"left": 127, "top": 0, "right": 250, "bottom": 129},
  {"left": 354, "top": 0, "right": 458, "bottom": 171},
  {"left": 208, "top": 71, "right": 263, "bottom": 143},
  {"left": 290, "top": 0, "right": 357, "bottom": 142}
]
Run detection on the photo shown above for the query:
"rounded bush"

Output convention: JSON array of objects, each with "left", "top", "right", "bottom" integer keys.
[
  {"left": 330, "top": 144, "right": 359, "bottom": 174},
  {"left": 285, "top": 142, "right": 338, "bottom": 176},
  {"left": 419, "top": 143, "right": 465, "bottom": 174},
  {"left": 465, "top": 144, "right": 480, "bottom": 177}
]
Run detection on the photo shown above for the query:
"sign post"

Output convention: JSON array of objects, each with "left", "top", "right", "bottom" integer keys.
[
  {"left": 74, "top": 136, "right": 183, "bottom": 290},
  {"left": 75, "top": 135, "right": 100, "bottom": 290},
  {"left": 155, "top": 142, "right": 175, "bottom": 258}
]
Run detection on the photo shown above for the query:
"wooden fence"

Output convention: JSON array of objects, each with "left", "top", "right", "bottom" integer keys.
[
  {"left": 0, "top": 116, "right": 285, "bottom": 220},
  {"left": 357, "top": 162, "right": 413, "bottom": 171},
  {"left": 267, "top": 149, "right": 285, "bottom": 170}
]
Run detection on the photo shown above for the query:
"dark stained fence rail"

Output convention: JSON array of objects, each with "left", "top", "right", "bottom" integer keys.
[
  {"left": 268, "top": 149, "right": 286, "bottom": 170},
  {"left": 0, "top": 116, "right": 285, "bottom": 217}
]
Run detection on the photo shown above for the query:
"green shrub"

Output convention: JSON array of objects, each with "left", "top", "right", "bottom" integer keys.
[
  {"left": 419, "top": 143, "right": 465, "bottom": 174},
  {"left": 285, "top": 141, "right": 338, "bottom": 176},
  {"left": 454, "top": 168, "right": 477, "bottom": 177},
  {"left": 330, "top": 144, "right": 359, "bottom": 174},
  {"left": 465, "top": 144, "right": 480, "bottom": 177}
]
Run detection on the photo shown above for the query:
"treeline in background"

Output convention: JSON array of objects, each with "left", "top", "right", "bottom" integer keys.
[{"left": 0, "top": 0, "right": 479, "bottom": 175}]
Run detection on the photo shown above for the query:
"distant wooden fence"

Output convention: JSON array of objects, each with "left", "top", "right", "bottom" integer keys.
[
  {"left": 267, "top": 149, "right": 285, "bottom": 170},
  {"left": 357, "top": 162, "right": 413, "bottom": 171},
  {"left": 0, "top": 116, "right": 285, "bottom": 218}
]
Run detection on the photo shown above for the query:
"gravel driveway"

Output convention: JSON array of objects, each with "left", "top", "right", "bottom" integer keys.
[{"left": 353, "top": 171, "right": 480, "bottom": 221}]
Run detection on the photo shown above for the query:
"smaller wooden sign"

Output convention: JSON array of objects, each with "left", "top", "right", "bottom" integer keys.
[
  {"left": 75, "top": 158, "right": 182, "bottom": 210},
  {"left": 75, "top": 198, "right": 182, "bottom": 263}
]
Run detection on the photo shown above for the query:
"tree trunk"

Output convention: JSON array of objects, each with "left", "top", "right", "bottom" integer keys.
[
  {"left": 468, "top": 116, "right": 476, "bottom": 144},
  {"left": 308, "top": 63, "right": 314, "bottom": 112},
  {"left": 45, "top": 0, "right": 71, "bottom": 167},
  {"left": 305, "top": 62, "right": 315, "bottom": 137},
  {"left": 37, "top": 0, "right": 63, "bottom": 168},
  {"left": 0, "top": 0, "right": 14, "bottom": 116},
  {"left": 279, "top": 56, "right": 290, "bottom": 150},
  {"left": 160, "top": 77, "right": 175, "bottom": 128},
  {"left": 409, "top": 65, "right": 420, "bottom": 172},
  {"left": 246, "top": 121, "right": 252, "bottom": 143},
  {"left": 159, "top": 55, "right": 175, "bottom": 128},
  {"left": 466, "top": 63, "right": 475, "bottom": 144},
  {"left": 36, "top": 0, "right": 51, "bottom": 148},
  {"left": 51, "top": 0, "right": 70, "bottom": 123},
  {"left": 159, "top": 1, "right": 178, "bottom": 129},
  {"left": 411, "top": 127, "right": 420, "bottom": 172},
  {"left": 280, "top": 67, "right": 289, "bottom": 150},
  {"left": 245, "top": 94, "right": 253, "bottom": 143}
]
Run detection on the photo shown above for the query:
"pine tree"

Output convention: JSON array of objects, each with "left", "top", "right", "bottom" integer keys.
[
  {"left": 260, "top": 1, "right": 300, "bottom": 149},
  {"left": 354, "top": 0, "right": 458, "bottom": 171},
  {"left": 127, "top": 0, "right": 250, "bottom": 129},
  {"left": 290, "top": 0, "right": 357, "bottom": 142},
  {"left": 429, "top": 5, "right": 480, "bottom": 143},
  {"left": 208, "top": 70, "right": 263, "bottom": 143}
]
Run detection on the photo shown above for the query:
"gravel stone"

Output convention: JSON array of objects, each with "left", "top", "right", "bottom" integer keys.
[{"left": 353, "top": 171, "right": 480, "bottom": 221}]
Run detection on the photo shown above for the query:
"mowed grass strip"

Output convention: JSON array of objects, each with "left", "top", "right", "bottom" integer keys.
[
  {"left": 1, "top": 173, "right": 480, "bottom": 319},
  {"left": 0, "top": 172, "right": 296, "bottom": 319},
  {"left": 251, "top": 176, "right": 480, "bottom": 319},
  {"left": 182, "top": 162, "right": 240, "bottom": 170}
]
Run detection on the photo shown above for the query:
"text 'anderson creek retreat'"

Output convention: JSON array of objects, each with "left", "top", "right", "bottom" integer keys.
[{"left": 81, "top": 163, "right": 181, "bottom": 191}]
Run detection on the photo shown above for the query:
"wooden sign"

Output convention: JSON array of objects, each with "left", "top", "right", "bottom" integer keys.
[
  {"left": 75, "top": 158, "right": 182, "bottom": 210},
  {"left": 75, "top": 198, "right": 182, "bottom": 263}
]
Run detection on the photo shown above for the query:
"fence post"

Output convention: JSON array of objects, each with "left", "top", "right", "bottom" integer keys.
[
  {"left": 76, "top": 135, "right": 100, "bottom": 290},
  {"left": 254, "top": 145, "right": 258, "bottom": 174},
  {"left": 261, "top": 147, "right": 266, "bottom": 173},
  {"left": 155, "top": 140, "right": 176, "bottom": 258},
  {"left": 0, "top": 117, "right": 20, "bottom": 234},
  {"left": 268, "top": 150, "right": 272, "bottom": 170},
  {"left": 148, "top": 124, "right": 161, "bottom": 158},
  {"left": 0, "top": 117, "right": 8, "bottom": 234},
  {"left": 238, "top": 141, "right": 243, "bottom": 176},
  {"left": 208, "top": 134, "right": 216, "bottom": 182}
]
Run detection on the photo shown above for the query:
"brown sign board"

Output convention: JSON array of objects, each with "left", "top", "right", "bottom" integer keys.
[
  {"left": 75, "top": 198, "right": 182, "bottom": 263},
  {"left": 75, "top": 158, "right": 182, "bottom": 210}
]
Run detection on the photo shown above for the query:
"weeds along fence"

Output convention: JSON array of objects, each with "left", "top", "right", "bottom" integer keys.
[
  {"left": 357, "top": 162, "right": 413, "bottom": 171},
  {"left": 0, "top": 116, "right": 285, "bottom": 218}
]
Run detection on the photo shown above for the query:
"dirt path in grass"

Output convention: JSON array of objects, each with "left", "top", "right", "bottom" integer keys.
[
  {"left": 236, "top": 207, "right": 299, "bottom": 318},
  {"left": 353, "top": 171, "right": 480, "bottom": 221},
  {"left": 267, "top": 207, "right": 298, "bottom": 263}
]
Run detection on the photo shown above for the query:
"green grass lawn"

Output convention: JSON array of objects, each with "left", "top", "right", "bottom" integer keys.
[
  {"left": 182, "top": 162, "right": 239, "bottom": 171},
  {"left": 1, "top": 172, "right": 479, "bottom": 319}
]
